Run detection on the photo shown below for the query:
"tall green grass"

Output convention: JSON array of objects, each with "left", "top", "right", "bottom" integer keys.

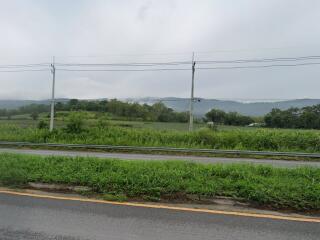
[
  {"left": 1, "top": 124, "right": 320, "bottom": 152},
  {"left": 0, "top": 153, "right": 319, "bottom": 211}
]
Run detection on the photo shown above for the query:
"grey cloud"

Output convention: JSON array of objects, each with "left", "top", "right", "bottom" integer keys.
[{"left": 0, "top": 0, "right": 320, "bottom": 100}]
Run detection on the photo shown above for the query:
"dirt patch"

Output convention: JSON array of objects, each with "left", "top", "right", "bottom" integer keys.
[{"left": 28, "top": 182, "right": 92, "bottom": 193}]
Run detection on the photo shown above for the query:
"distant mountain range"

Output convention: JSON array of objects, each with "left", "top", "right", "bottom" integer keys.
[
  {"left": 124, "top": 97, "right": 320, "bottom": 116},
  {"left": 2, "top": 98, "right": 320, "bottom": 116}
]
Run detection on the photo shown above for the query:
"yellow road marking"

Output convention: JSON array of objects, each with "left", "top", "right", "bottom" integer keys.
[{"left": 0, "top": 189, "right": 319, "bottom": 223}]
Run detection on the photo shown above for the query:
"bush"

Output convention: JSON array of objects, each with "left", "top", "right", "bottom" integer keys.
[{"left": 64, "top": 112, "right": 85, "bottom": 134}]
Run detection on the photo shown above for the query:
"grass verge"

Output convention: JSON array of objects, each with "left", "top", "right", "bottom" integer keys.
[{"left": 0, "top": 153, "right": 319, "bottom": 212}]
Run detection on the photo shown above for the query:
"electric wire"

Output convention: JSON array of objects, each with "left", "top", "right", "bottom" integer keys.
[
  {"left": 56, "top": 68, "right": 191, "bottom": 72},
  {"left": 1, "top": 54, "right": 320, "bottom": 72},
  {"left": 197, "top": 62, "right": 320, "bottom": 70},
  {"left": 0, "top": 68, "right": 50, "bottom": 73},
  {"left": 0, "top": 63, "right": 50, "bottom": 69},
  {"left": 197, "top": 55, "right": 320, "bottom": 64},
  {"left": 55, "top": 61, "right": 191, "bottom": 67}
]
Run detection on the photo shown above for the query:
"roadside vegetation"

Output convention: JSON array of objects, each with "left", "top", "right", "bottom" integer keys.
[
  {"left": 1, "top": 108, "right": 320, "bottom": 153},
  {"left": 0, "top": 153, "right": 319, "bottom": 211},
  {"left": 2, "top": 100, "right": 320, "bottom": 153},
  {"left": 1, "top": 119, "right": 320, "bottom": 152}
]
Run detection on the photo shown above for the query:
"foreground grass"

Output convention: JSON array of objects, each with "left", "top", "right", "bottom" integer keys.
[
  {"left": 0, "top": 153, "right": 319, "bottom": 211},
  {"left": 1, "top": 124, "right": 320, "bottom": 153}
]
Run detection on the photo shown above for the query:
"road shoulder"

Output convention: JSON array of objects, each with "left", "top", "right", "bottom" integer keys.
[{"left": 1, "top": 187, "right": 319, "bottom": 223}]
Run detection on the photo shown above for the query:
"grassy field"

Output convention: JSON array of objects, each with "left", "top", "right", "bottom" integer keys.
[
  {"left": 0, "top": 118, "right": 208, "bottom": 131},
  {"left": 0, "top": 110, "right": 258, "bottom": 132},
  {"left": 0, "top": 123, "right": 320, "bottom": 153},
  {"left": 0, "top": 152, "right": 319, "bottom": 211},
  {"left": 1, "top": 114, "right": 320, "bottom": 153},
  {"left": 0, "top": 118, "right": 261, "bottom": 131}
]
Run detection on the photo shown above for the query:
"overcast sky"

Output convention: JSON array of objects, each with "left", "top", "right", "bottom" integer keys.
[{"left": 1, "top": 0, "right": 320, "bottom": 101}]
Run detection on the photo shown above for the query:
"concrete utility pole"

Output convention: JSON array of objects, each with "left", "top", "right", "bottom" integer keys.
[
  {"left": 189, "top": 52, "right": 196, "bottom": 132},
  {"left": 49, "top": 57, "right": 56, "bottom": 132}
]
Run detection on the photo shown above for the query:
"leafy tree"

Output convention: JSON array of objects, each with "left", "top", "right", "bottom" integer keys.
[
  {"left": 205, "top": 109, "right": 226, "bottom": 124},
  {"left": 205, "top": 109, "right": 253, "bottom": 126},
  {"left": 264, "top": 105, "right": 320, "bottom": 129}
]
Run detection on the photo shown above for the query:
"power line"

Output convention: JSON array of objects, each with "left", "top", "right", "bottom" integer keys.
[
  {"left": 55, "top": 55, "right": 320, "bottom": 67},
  {"left": 0, "top": 63, "right": 50, "bottom": 68},
  {"left": 55, "top": 61, "right": 190, "bottom": 67},
  {"left": 55, "top": 62, "right": 320, "bottom": 72},
  {"left": 197, "top": 62, "right": 320, "bottom": 70},
  {"left": 0, "top": 68, "right": 49, "bottom": 72},
  {"left": 196, "top": 55, "right": 320, "bottom": 64},
  {"left": 56, "top": 68, "right": 191, "bottom": 72},
  {"left": 1, "top": 54, "right": 320, "bottom": 72}
]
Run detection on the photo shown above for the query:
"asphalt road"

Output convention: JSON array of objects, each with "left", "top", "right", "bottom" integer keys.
[
  {"left": 1, "top": 147, "right": 320, "bottom": 168},
  {"left": 0, "top": 192, "right": 319, "bottom": 240}
]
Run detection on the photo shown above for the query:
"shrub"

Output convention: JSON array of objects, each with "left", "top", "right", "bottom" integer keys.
[{"left": 64, "top": 112, "right": 85, "bottom": 134}]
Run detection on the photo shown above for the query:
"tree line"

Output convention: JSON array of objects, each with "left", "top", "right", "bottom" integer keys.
[
  {"left": 3, "top": 99, "right": 320, "bottom": 129},
  {"left": 56, "top": 99, "right": 189, "bottom": 122},
  {"left": 205, "top": 109, "right": 254, "bottom": 126},
  {"left": 264, "top": 105, "right": 320, "bottom": 129},
  {"left": 0, "top": 104, "right": 49, "bottom": 120},
  {"left": 205, "top": 105, "right": 320, "bottom": 129},
  {"left": 0, "top": 99, "right": 189, "bottom": 123}
]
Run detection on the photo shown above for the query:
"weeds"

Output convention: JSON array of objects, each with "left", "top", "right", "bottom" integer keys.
[
  {"left": 103, "top": 193, "right": 128, "bottom": 202},
  {"left": 0, "top": 124, "right": 320, "bottom": 152}
]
